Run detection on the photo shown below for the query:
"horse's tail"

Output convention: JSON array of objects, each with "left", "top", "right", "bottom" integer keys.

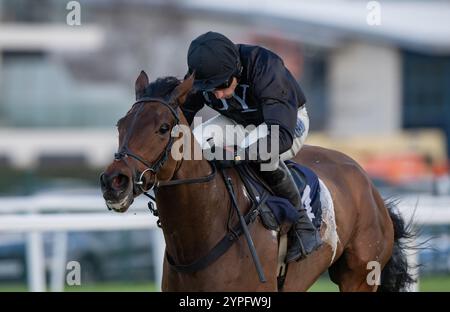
[{"left": 378, "top": 199, "right": 416, "bottom": 292}]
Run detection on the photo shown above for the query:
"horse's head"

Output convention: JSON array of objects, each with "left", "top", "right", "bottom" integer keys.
[{"left": 100, "top": 70, "right": 193, "bottom": 212}]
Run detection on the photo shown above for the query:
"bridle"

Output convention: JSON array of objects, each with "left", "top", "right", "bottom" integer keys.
[
  {"left": 114, "top": 96, "right": 180, "bottom": 193},
  {"left": 114, "top": 96, "right": 216, "bottom": 196},
  {"left": 111, "top": 95, "right": 264, "bottom": 281}
]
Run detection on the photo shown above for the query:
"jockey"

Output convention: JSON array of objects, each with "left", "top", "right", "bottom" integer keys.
[{"left": 182, "top": 31, "right": 322, "bottom": 262}]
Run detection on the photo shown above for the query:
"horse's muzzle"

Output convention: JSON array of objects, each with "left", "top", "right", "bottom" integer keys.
[{"left": 100, "top": 171, "right": 134, "bottom": 212}]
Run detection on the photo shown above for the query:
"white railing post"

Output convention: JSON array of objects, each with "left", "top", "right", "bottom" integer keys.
[
  {"left": 26, "top": 231, "right": 46, "bottom": 292},
  {"left": 151, "top": 228, "right": 165, "bottom": 292},
  {"left": 50, "top": 231, "right": 68, "bottom": 292},
  {"left": 406, "top": 247, "right": 420, "bottom": 292}
]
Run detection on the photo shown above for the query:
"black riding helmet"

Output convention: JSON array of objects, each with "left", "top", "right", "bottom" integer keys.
[{"left": 187, "top": 32, "right": 242, "bottom": 91}]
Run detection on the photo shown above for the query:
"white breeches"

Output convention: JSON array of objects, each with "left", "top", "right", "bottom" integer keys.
[{"left": 192, "top": 106, "right": 309, "bottom": 161}]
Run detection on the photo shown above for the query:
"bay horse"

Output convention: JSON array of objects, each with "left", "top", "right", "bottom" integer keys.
[{"left": 100, "top": 71, "right": 414, "bottom": 291}]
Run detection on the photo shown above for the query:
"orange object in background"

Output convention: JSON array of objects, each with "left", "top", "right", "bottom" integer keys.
[
  {"left": 432, "top": 160, "right": 450, "bottom": 177},
  {"left": 362, "top": 153, "right": 430, "bottom": 184}
]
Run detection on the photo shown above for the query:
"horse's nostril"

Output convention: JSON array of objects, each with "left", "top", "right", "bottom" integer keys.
[
  {"left": 100, "top": 172, "right": 129, "bottom": 193},
  {"left": 112, "top": 173, "right": 129, "bottom": 191}
]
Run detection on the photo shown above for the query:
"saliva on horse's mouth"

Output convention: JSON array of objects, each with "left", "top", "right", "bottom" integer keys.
[{"left": 105, "top": 194, "right": 134, "bottom": 212}]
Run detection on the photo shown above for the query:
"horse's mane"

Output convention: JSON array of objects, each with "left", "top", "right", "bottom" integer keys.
[
  {"left": 117, "top": 76, "right": 181, "bottom": 127},
  {"left": 142, "top": 76, "right": 181, "bottom": 98}
]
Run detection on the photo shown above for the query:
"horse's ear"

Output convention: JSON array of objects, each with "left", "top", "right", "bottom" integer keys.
[
  {"left": 170, "top": 73, "right": 194, "bottom": 107},
  {"left": 135, "top": 70, "right": 149, "bottom": 100}
]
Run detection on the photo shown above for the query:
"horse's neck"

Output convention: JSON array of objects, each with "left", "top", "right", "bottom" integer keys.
[{"left": 155, "top": 156, "right": 230, "bottom": 264}]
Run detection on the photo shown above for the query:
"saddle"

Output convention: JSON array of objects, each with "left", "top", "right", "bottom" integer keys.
[
  {"left": 231, "top": 160, "right": 323, "bottom": 234},
  {"left": 163, "top": 159, "right": 325, "bottom": 290},
  {"left": 219, "top": 160, "right": 324, "bottom": 289}
]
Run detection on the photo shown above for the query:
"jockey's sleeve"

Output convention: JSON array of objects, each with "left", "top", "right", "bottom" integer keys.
[
  {"left": 181, "top": 92, "right": 205, "bottom": 125},
  {"left": 250, "top": 47, "right": 306, "bottom": 147},
  {"left": 274, "top": 124, "right": 294, "bottom": 154}
]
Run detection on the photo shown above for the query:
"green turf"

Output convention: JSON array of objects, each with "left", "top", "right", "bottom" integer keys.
[
  {"left": 418, "top": 276, "right": 450, "bottom": 292},
  {"left": 65, "top": 282, "right": 158, "bottom": 292},
  {"left": 0, "top": 284, "right": 28, "bottom": 292},
  {"left": 308, "top": 275, "right": 450, "bottom": 292},
  {"left": 1, "top": 275, "right": 449, "bottom": 292},
  {"left": 0, "top": 282, "right": 158, "bottom": 292},
  {"left": 307, "top": 279, "right": 339, "bottom": 292}
]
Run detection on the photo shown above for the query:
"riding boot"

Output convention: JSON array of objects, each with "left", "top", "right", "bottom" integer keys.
[
  {"left": 258, "top": 160, "right": 302, "bottom": 208},
  {"left": 259, "top": 161, "right": 322, "bottom": 262},
  {"left": 285, "top": 206, "right": 323, "bottom": 263}
]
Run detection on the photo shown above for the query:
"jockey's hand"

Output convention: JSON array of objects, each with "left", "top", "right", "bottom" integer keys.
[
  {"left": 205, "top": 145, "right": 249, "bottom": 167},
  {"left": 233, "top": 145, "right": 247, "bottom": 163},
  {"left": 234, "top": 145, "right": 267, "bottom": 164}
]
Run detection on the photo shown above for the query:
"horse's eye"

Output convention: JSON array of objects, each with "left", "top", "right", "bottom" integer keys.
[{"left": 158, "top": 123, "right": 170, "bottom": 134}]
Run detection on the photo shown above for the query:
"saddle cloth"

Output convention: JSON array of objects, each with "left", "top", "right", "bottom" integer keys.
[
  {"left": 236, "top": 160, "right": 323, "bottom": 230},
  {"left": 227, "top": 159, "right": 338, "bottom": 267}
]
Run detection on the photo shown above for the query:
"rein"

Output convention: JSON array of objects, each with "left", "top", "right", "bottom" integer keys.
[
  {"left": 165, "top": 167, "right": 263, "bottom": 278},
  {"left": 114, "top": 96, "right": 263, "bottom": 281}
]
